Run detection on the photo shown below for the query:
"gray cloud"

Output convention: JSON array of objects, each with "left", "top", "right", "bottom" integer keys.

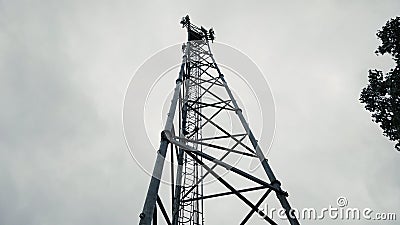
[{"left": 0, "top": 0, "right": 399, "bottom": 225}]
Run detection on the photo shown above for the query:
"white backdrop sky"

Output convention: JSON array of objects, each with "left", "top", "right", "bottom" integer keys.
[{"left": 1, "top": 0, "right": 399, "bottom": 224}]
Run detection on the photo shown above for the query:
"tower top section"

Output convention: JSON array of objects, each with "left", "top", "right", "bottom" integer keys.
[{"left": 180, "top": 15, "right": 215, "bottom": 42}]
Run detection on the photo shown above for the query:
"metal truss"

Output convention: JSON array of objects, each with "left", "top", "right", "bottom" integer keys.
[{"left": 138, "top": 15, "right": 300, "bottom": 225}]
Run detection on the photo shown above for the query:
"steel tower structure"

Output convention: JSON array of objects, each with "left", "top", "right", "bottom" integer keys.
[{"left": 138, "top": 16, "right": 300, "bottom": 225}]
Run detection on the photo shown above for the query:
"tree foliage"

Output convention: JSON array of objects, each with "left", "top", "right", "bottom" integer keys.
[{"left": 360, "top": 17, "right": 400, "bottom": 151}]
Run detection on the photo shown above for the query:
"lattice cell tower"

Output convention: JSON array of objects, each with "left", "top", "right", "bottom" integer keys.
[{"left": 138, "top": 15, "right": 300, "bottom": 225}]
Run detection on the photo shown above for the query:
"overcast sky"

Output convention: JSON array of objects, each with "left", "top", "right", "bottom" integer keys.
[{"left": 1, "top": 0, "right": 399, "bottom": 225}]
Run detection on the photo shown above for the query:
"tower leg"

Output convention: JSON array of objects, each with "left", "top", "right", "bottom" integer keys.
[
  {"left": 207, "top": 40, "right": 300, "bottom": 225},
  {"left": 139, "top": 57, "right": 186, "bottom": 225},
  {"left": 222, "top": 76, "right": 300, "bottom": 225},
  {"left": 172, "top": 148, "right": 184, "bottom": 225},
  {"left": 139, "top": 138, "right": 169, "bottom": 225}
]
